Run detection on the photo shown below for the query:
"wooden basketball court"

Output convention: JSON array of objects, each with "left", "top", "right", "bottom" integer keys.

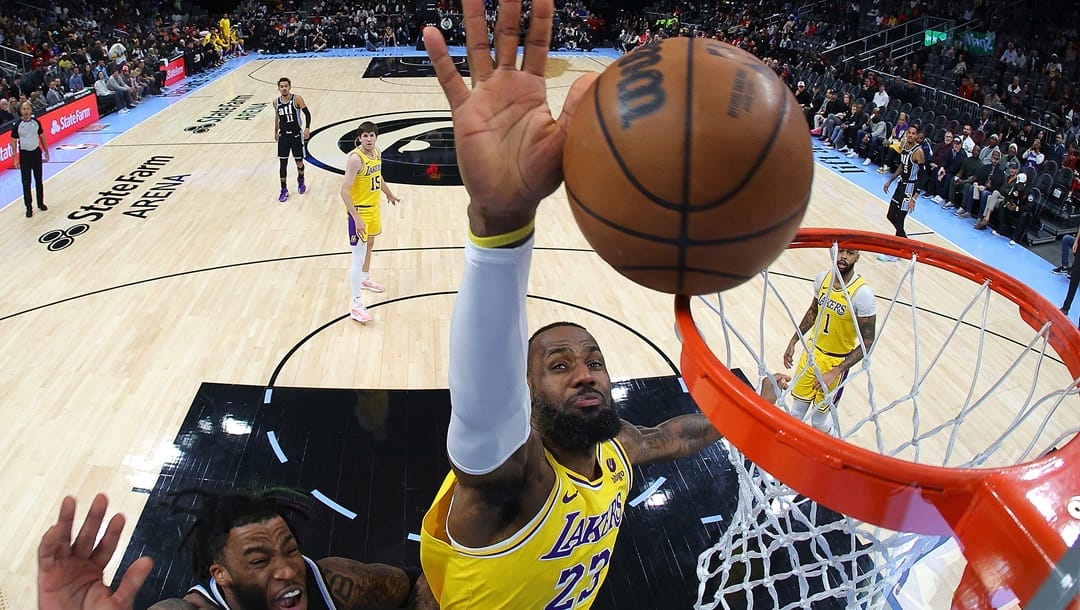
[{"left": 0, "top": 53, "right": 1074, "bottom": 608}]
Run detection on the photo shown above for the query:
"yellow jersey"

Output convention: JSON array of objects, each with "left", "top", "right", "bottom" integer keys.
[
  {"left": 349, "top": 147, "right": 382, "bottom": 208},
  {"left": 420, "top": 439, "right": 633, "bottom": 609},
  {"left": 812, "top": 271, "right": 870, "bottom": 356}
]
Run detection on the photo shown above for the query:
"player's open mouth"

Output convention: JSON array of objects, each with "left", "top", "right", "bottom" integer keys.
[{"left": 276, "top": 586, "right": 303, "bottom": 609}]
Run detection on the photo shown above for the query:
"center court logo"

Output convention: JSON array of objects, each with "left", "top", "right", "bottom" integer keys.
[{"left": 305, "top": 111, "right": 463, "bottom": 186}]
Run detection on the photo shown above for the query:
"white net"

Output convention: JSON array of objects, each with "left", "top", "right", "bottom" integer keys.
[{"left": 690, "top": 241, "right": 1080, "bottom": 610}]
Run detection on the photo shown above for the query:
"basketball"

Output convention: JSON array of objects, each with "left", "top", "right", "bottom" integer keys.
[{"left": 563, "top": 38, "right": 813, "bottom": 295}]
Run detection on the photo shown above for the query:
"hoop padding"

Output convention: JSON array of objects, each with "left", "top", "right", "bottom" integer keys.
[{"left": 676, "top": 228, "right": 1080, "bottom": 607}]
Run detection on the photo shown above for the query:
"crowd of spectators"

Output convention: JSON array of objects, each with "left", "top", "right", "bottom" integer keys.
[
  {"left": 1, "top": 0, "right": 1077, "bottom": 245},
  {"left": 0, "top": 0, "right": 250, "bottom": 121},
  {"left": 786, "top": 0, "right": 1080, "bottom": 248},
  {"left": 581, "top": 0, "right": 1079, "bottom": 249}
]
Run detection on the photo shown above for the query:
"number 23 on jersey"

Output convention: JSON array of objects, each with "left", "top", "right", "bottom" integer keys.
[{"left": 545, "top": 549, "right": 611, "bottom": 610}]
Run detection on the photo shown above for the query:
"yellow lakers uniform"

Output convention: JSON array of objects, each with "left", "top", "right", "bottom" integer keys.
[
  {"left": 219, "top": 17, "right": 233, "bottom": 43},
  {"left": 420, "top": 439, "right": 633, "bottom": 609},
  {"left": 792, "top": 271, "right": 869, "bottom": 408},
  {"left": 348, "top": 147, "right": 383, "bottom": 243}
]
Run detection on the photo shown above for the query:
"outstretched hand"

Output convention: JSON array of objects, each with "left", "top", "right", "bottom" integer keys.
[
  {"left": 422, "top": 0, "right": 598, "bottom": 237},
  {"left": 38, "top": 494, "right": 153, "bottom": 610}
]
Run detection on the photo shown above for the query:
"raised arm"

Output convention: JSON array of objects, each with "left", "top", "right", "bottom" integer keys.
[
  {"left": 38, "top": 494, "right": 154, "bottom": 610},
  {"left": 424, "top": 0, "right": 596, "bottom": 486}
]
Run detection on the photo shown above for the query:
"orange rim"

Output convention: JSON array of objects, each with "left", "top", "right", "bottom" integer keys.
[{"left": 675, "top": 228, "right": 1080, "bottom": 606}]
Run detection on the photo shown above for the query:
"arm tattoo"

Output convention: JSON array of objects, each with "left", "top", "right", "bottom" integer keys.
[
  {"left": 326, "top": 573, "right": 355, "bottom": 605},
  {"left": 317, "top": 557, "right": 410, "bottom": 610},
  {"left": 839, "top": 315, "right": 877, "bottom": 372},
  {"left": 858, "top": 315, "right": 877, "bottom": 353},
  {"left": 623, "top": 415, "right": 722, "bottom": 465},
  {"left": 793, "top": 298, "right": 818, "bottom": 341}
]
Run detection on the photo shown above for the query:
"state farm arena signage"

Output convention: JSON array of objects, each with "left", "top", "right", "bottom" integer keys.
[
  {"left": 0, "top": 91, "right": 98, "bottom": 171},
  {"left": 164, "top": 54, "right": 186, "bottom": 87}
]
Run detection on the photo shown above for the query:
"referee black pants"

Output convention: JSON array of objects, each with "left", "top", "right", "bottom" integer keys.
[
  {"left": 20, "top": 148, "right": 44, "bottom": 212},
  {"left": 1063, "top": 252, "right": 1080, "bottom": 315}
]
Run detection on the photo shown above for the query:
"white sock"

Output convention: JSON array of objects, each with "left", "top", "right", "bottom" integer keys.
[
  {"left": 350, "top": 244, "right": 366, "bottom": 297},
  {"left": 811, "top": 408, "right": 832, "bottom": 433},
  {"left": 791, "top": 399, "right": 811, "bottom": 421}
]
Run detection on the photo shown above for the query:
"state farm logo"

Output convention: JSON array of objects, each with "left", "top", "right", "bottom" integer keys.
[
  {"left": 38, "top": 155, "right": 189, "bottom": 252},
  {"left": 50, "top": 107, "right": 93, "bottom": 135},
  {"left": 167, "top": 65, "right": 183, "bottom": 79},
  {"left": 39, "top": 224, "right": 89, "bottom": 251},
  {"left": 0, "top": 142, "right": 11, "bottom": 162},
  {"left": 184, "top": 95, "right": 252, "bottom": 133}
]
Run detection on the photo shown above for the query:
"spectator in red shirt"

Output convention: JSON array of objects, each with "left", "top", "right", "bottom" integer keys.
[{"left": 957, "top": 76, "right": 974, "bottom": 100}]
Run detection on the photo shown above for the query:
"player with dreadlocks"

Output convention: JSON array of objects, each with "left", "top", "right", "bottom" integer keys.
[{"left": 38, "top": 489, "right": 427, "bottom": 610}]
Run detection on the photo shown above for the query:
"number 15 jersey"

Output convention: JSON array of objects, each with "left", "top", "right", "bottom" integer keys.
[
  {"left": 348, "top": 147, "right": 382, "bottom": 207},
  {"left": 420, "top": 438, "right": 633, "bottom": 609}
]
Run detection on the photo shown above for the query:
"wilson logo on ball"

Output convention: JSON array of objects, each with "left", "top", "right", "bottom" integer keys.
[
  {"left": 615, "top": 43, "right": 665, "bottom": 129},
  {"left": 564, "top": 38, "right": 813, "bottom": 296}
]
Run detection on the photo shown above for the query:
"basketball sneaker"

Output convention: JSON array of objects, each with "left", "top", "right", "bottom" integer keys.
[
  {"left": 361, "top": 278, "right": 385, "bottom": 293},
  {"left": 298, "top": 179, "right": 307, "bottom": 195},
  {"left": 350, "top": 306, "right": 373, "bottom": 323},
  {"left": 1052, "top": 265, "right": 1070, "bottom": 275},
  {"left": 350, "top": 298, "right": 372, "bottom": 323},
  {"left": 279, "top": 188, "right": 289, "bottom": 203}
]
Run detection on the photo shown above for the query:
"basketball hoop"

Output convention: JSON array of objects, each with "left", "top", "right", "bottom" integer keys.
[{"left": 677, "top": 228, "right": 1080, "bottom": 609}]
